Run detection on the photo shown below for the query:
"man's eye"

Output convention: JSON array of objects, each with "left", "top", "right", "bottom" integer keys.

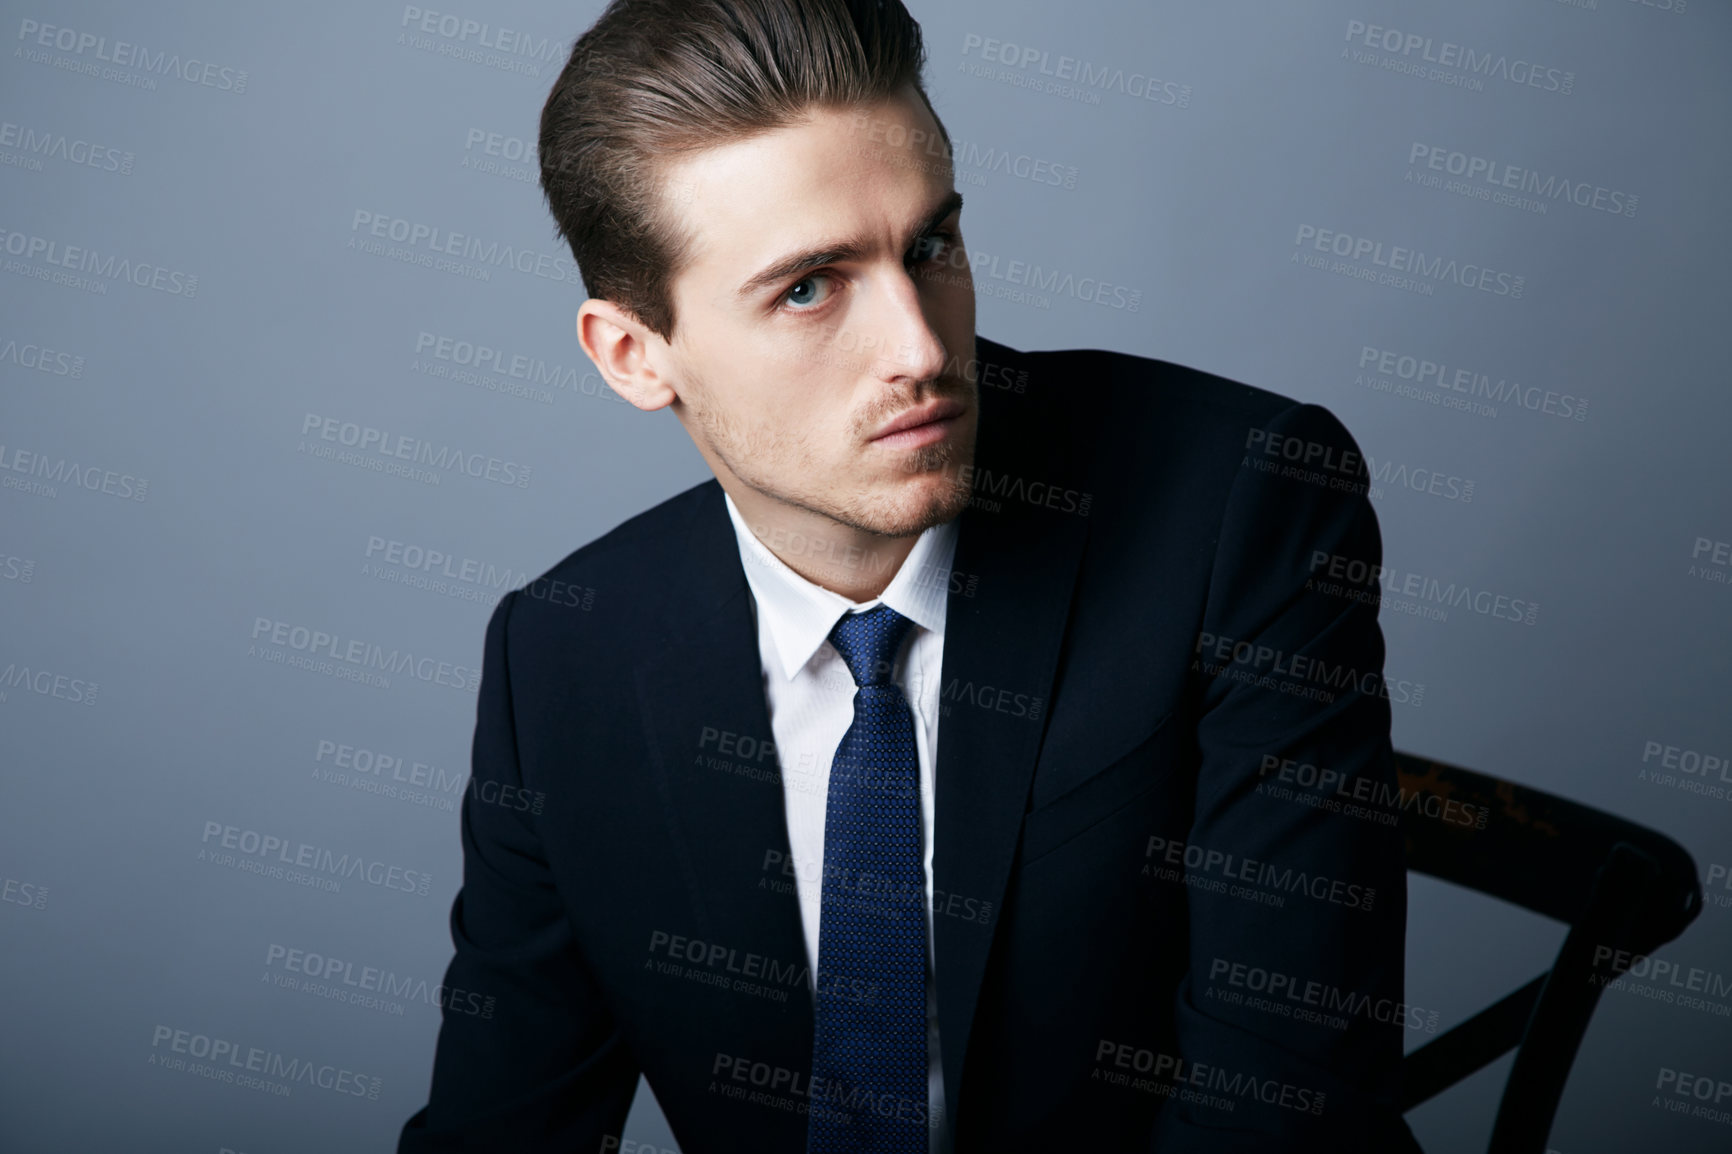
[
  {"left": 784, "top": 274, "right": 833, "bottom": 310},
  {"left": 910, "top": 231, "right": 954, "bottom": 266}
]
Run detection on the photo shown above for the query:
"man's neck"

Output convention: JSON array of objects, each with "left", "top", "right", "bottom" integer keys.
[{"left": 723, "top": 482, "right": 920, "bottom": 604}]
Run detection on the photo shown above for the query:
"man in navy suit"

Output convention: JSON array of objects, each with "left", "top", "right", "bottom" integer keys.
[{"left": 400, "top": 1, "right": 1423, "bottom": 1150}]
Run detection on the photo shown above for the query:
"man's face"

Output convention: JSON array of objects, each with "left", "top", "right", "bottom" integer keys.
[{"left": 650, "top": 85, "right": 978, "bottom": 539}]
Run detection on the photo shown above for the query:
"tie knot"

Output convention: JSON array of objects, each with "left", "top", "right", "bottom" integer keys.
[{"left": 827, "top": 605, "right": 915, "bottom": 687}]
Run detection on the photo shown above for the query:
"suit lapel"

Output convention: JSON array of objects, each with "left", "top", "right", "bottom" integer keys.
[
  {"left": 933, "top": 461, "right": 1089, "bottom": 1126},
  {"left": 632, "top": 486, "right": 817, "bottom": 1119}
]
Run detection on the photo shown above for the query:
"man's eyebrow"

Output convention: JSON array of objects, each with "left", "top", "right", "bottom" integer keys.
[{"left": 735, "top": 189, "right": 965, "bottom": 301}]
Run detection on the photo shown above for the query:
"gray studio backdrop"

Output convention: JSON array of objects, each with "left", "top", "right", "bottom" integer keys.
[{"left": 3, "top": 1, "right": 1728, "bottom": 1151}]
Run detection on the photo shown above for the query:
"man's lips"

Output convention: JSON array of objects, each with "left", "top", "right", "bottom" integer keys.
[{"left": 869, "top": 398, "right": 967, "bottom": 447}]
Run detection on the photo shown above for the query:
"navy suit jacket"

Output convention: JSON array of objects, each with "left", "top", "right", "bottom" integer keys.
[{"left": 399, "top": 336, "right": 1424, "bottom": 1152}]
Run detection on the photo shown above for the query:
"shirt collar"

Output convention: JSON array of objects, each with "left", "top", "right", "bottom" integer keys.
[{"left": 723, "top": 489, "right": 958, "bottom": 682}]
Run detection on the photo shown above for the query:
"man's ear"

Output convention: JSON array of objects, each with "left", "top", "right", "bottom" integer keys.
[{"left": 575, "top": 298, "right": 679, "bottom": 411}]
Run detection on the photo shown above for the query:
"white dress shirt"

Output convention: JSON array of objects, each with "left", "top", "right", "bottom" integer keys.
[{"left": 723, "top": 490, "right": 957, "bottom": 1154}]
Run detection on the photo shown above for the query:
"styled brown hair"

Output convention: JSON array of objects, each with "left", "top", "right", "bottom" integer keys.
[{"left": 538, "top": 0, "right": 949, "bottom": 340}]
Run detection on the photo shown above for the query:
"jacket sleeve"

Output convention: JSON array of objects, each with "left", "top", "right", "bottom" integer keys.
[
  {"left": 399, "top": 589, "right": 640, "bottom": 1152},
  {"left": 1149, "top": 402, "right": 1424, "bottom": 1153}
]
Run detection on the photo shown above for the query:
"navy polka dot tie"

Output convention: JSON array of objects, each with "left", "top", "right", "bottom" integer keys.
[{"left": 805, "top": 605, "right": 929, "bottom": 1152}]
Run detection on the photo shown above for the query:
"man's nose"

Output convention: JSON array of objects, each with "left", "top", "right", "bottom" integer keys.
[{"left": 858, "top": 273, "right": 950, "bottom": 385}]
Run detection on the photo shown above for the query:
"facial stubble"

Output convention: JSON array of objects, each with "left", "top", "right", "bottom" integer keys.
[{"left": 684, "top": 366, "right": 977, "bottom": 540}]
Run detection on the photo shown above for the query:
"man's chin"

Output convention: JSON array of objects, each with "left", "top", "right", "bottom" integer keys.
[{"left": 841, "top": 472, "right": 973, "bottom": 538}]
